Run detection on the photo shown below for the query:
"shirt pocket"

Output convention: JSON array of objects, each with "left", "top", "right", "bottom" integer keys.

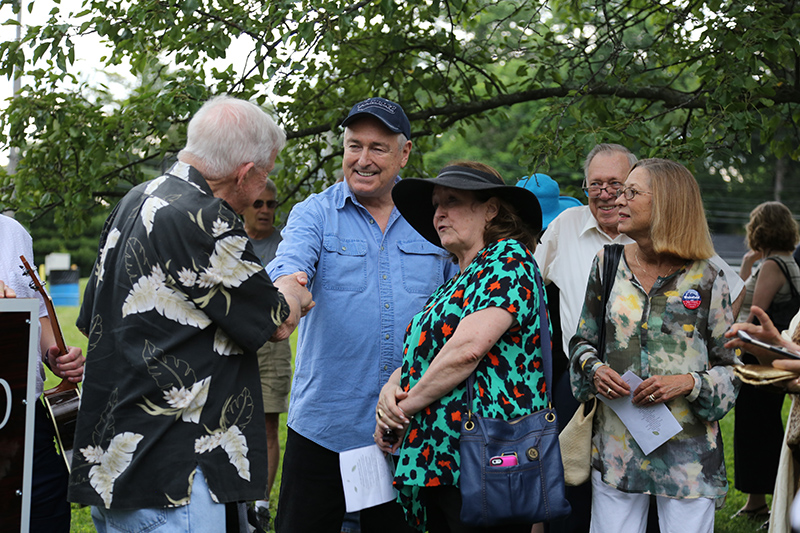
[
  {"left": 397, "top": 240, "right": 448, "bottom": 295},
  {"left": 321, "top": 235, "right": 368, "bottom": 292},
  {"left": 658, "top": 292, "right": 700, "bottom": 340}
]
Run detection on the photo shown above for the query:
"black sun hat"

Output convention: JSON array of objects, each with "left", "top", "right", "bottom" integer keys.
[{"left": 392, "top": 165, "right": 543, "bottom": 248}]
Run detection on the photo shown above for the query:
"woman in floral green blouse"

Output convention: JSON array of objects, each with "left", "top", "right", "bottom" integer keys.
[
  {"left": 373, "top": 161, "right": 547, "bottom": 532},
  {"left": 569, "top": 158, "right": 740, "bottom": 533}
]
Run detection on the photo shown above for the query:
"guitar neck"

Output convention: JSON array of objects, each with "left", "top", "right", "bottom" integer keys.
[{"left": 19, "top": 255, "right": 75, "bottom": 391}]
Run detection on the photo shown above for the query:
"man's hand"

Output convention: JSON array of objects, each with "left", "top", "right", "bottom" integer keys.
[
  {"left": 0, "top": 279, "right": 16, "bottom": 298},
  {"left": 46, "top": 345, "right": 85, "bottom": 383},
  {"left": 271, "top": 272, "right": 314, "bottom": 341}
]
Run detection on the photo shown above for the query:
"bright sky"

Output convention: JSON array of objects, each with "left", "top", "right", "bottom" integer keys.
[
  {"left": 0, "top": 0, "right": 129, "bottom": 165},
  {"left": 0, "top": 0, "right": 268, "bottom": 166}
]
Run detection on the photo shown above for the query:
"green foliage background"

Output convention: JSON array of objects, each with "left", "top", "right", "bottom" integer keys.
[{"left": 1, "top": 0, "right": 799, "bottom": 237}]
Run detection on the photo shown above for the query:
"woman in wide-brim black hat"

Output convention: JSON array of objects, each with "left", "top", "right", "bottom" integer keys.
[
  {"left": 373, "top": 161, "right": 556, "bottom": 532},
  {"left": 391, "top": 162, "right": 542, "bottom": 251}
]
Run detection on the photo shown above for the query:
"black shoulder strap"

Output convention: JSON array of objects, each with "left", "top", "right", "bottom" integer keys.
[
  {"left": 766, "top": 256, "right": 800, "bottom": 300},
  {"left": 598, "top": 244, "right": 624, "bottom": 361},
  {"left": 466, "top": 266, "right": 552, "bottom": 413}
]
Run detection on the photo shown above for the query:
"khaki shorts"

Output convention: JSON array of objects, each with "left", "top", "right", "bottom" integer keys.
[{"left": 256, "top": 338, "right": 292, "bottom": 413}]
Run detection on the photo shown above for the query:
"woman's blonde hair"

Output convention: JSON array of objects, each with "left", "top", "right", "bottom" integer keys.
[
  {"left": 631, "top": 158, "right": 714, "bottom": 260},
  {"left": 746, "top": 201, "right": 799, "bottom": 253}
]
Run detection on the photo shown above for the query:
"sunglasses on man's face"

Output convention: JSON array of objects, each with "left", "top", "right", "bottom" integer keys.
[{"left": 253, "top": 199, "right": 278, "bottom": 209}]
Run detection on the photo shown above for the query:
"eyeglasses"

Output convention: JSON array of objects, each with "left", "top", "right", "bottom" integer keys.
[
  {"left": 582, "top": 182, "right": 622, "bottom": 198},
  {"left": 253, "top": 199, "right": 278, "bottom": 209},
  {"left": 615, "top": 186, "right": 652, "bottom": 200}
]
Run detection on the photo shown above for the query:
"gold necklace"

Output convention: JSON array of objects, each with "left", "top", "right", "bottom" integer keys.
[
  {"left": 636, "top": 248, "right": 679, "bottom": 279},
  {"left": 634, "top": 248, "right": 649, "bottom": 277}
]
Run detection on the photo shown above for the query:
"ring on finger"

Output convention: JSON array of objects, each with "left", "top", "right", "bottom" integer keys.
[
  {"left": 606, "top": 387, "right": 613, "bottom": 396},
  {"left": 648, "top": 394, "right": 655, "bottom": 403},
  {"left": 377, "top": 408, "right": 385, "bottom": 419}
]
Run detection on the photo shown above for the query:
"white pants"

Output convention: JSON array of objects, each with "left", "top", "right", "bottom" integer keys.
[{"left": 589, "top": 469, "right": 715, "bottom": 533}]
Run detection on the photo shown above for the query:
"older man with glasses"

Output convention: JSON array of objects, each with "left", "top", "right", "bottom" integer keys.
[{"left": 534, "top": 143, "right": 745, "bottom": 533}]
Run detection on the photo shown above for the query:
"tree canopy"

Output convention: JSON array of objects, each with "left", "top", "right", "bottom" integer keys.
[{"left": 1, "top": 0, "right": 799, "bottom": 234}]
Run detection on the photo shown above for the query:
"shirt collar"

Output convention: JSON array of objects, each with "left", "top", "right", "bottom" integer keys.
[
  {"left": 166, "top": 161, "right": 215, "bottom": 197},
  {"left": 335, "top": 175, "right": 402, "bottom": 210},
  {"left": 578, "top": 209, "right": 630, "bottom": 242}
]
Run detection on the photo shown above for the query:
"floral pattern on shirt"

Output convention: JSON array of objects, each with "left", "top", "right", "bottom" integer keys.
[
  {"left": 393, "top": 239, "right": 549, "bottom": 530},
  {"left": 569, "top": 249, "right": 740, "bottom": 502},
  {"left": 70, "top": 162, "right": 288, "bottom": 510}
]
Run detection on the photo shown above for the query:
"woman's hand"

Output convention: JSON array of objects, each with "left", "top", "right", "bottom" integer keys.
[
  {"left": 739, "top": 249, "right": 762, "bottom": 281},
  {"left": 632, "top": 374, "right": 694, "bottom": 406},
  {"left": 593, "top": 365, "right": 630, "bottom": 399},
  {"left": 375, "top": 372, "right": 409, "bottom": 433},
  {"left": 374, "top": 421, "right": 408, "bottom": 454},
  {"left": 725, "top": 305, "right": 783, "bottom": 346},
  {"left": 724, "top": 306, "right": 798, "bottom": 364}
]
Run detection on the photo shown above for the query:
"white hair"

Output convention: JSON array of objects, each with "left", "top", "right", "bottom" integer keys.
[
  {"left": 180, "top": 95, "right": 286, "bottom": 179},
  {"left": 583, "top": 143, "right": 638, "bottom": 179}
]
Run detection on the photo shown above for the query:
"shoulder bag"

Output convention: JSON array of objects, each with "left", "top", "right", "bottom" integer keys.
[
  {"left": 459, "top": 267, "right": 570, "bottom": 526},
  {"left": 558, "top": 243, "right": 623, "bottom": 486}
]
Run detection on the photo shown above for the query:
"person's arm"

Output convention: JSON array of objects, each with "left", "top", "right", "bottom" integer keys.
[
  {"left": 739, "top": 249, "right": 762, "bottom": 282},
  {"left": 725, "top": 305, "right": 798, "bottom": 359},
  {"left": 732, "top": 290, "right": 746, "bottom": 319},
  {"left": 726, "top": 306, "right": 800, "bottom": 391},
  {"left": 375, "top": 367, "right": 407, "bottom": 428},
  {"left": 746, "top": 258, "right": 787, "bottom": 322},
  {"left": 397, "top": 307, "right": 514, "bottom": 417},
  {"left": 375, "top": 307, "right": 514, "bottom": 453},
  {"left": 670, "top": 266, "right": 739, "bottom": 421},
  {"left": 1, "top": 279, "right": 84, "bottom": 383},
  {"left": 266, "top": 197, "right": 323, "bottom": 284},
  {"left": 569, "top": 251, "right": 630, "bottom": 401},
  {"left": 40, "top": 316, "right": 85, "bottom": 383},
  {"left": 533, "top": 216, "right": 559, "bottom": 285},
  {"left": 270, "top": 272, "right": 314, "bottom": 341}
]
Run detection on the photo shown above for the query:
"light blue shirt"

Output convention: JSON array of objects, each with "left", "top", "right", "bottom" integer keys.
[{"left": 268, "top": 180, "right": 459, "bottom": 452}]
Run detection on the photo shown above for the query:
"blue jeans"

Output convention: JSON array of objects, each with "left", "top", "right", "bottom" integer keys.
[{"left": 91, "top": 467, "right": 224, "bottom": 532}]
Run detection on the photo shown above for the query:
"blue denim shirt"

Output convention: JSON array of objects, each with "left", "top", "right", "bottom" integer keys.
[{"left": 268, "top": 180, "right": 458, "bottom": 452}]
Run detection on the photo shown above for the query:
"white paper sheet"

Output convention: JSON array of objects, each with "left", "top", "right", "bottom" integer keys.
[
  {"left": 339, "top": 444, "right": 397, "bottom": 512},
  {"left": 597, "top": 371, "right": 683, "bottom": 455}
]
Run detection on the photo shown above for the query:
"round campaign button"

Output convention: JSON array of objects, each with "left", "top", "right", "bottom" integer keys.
[{"left": 682, "top": 289, "right": 701, "bottom": 310}]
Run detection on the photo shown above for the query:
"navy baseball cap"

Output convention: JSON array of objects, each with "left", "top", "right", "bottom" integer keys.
[{"left": 341, "top": 97, "right": 411, "bottom": 139}]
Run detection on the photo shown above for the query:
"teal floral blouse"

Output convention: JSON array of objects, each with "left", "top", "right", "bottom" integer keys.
[
  {"left": 569, "top": 249, "right": 740, "bottom": 503},
  {"left": 393, "top": 239, "right": 549, "bottom": 530}
]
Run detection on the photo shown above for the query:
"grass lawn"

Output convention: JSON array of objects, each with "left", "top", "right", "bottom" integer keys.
[{"left": 53, "top": 279, "right": 786, "bottom": 532}]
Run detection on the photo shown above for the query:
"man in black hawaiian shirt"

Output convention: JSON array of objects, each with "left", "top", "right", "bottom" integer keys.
[{"left": 68, "top": 96, "right": 313, "bottom": 533}]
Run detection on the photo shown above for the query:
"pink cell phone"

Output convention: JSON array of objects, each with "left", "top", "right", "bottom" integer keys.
[{"left": 490, "top": 455, "right": 518, "bottom": 467}]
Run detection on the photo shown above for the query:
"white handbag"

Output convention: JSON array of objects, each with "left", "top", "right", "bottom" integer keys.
[{"left": 559, "top": 398, "right": 597, "bottom": 486}]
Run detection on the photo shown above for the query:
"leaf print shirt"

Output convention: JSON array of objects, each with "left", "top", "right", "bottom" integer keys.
[
  {"left": 569, "top": 249, "right": 740, "bottom": 502},
  {"left": 68, "top": 162, "right": 289, "bottom": 509}
]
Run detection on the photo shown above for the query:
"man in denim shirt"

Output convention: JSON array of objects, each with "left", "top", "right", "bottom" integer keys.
[{"left": 268, "top": 97, "right": 458, "bottom": 532}]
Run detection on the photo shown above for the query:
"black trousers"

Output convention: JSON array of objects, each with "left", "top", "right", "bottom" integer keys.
[
  {"left": 734, "top": 354, "right": 785, "bottom": 493},
  {"left": 275, "top": 428, "right": 414, "bottom": 533},
  {"left": 419, "top": 486, "right": 531, "bottom": 533}
]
